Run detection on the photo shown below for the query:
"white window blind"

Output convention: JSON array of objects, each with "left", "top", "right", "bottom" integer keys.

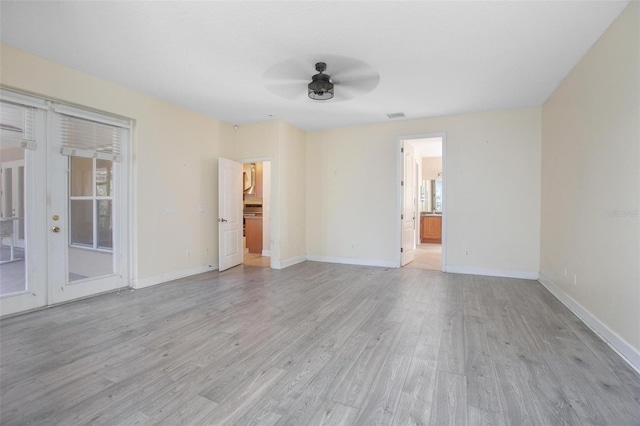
[
  {"left": 58, "top": 114, "right": 125, "bottom": 162},
  {"left": 0, "top": 101, "right": 37, "bottom": 150}
]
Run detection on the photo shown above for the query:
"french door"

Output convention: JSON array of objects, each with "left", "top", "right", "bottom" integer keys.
[{"left": 0, "top": 91, "right": 130, "bottom": 316}]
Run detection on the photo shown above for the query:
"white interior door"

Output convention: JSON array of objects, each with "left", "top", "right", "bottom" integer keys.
[
  {"left": 218, "top": 157, "right": 243, "bottom": 271},
  {"left": 401, "top": 141, "right": 416, "bottom": 266}
]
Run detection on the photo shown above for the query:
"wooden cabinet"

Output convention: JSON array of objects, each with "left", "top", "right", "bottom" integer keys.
[
  {"left": 245, "top": 217, "right": 263, "bottom": 254},
  {"left": 420, "top": 215, "right": 442, "bottom": 243}
]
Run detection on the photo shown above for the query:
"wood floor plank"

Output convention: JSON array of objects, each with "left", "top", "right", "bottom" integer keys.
[
  {"left": 493, "top": 362, "right": 533, "bottom": 426},
  {"left": 352, "top": 354, "right": 410, "bottom": 425},
  {"left": 329, "top": 321, "right": 403, "bottom": 409},
  {"left": 1, "top": 261, "right": 638, "bottom": 425},
  {"left": 437, "top": 308, "right": 465, "bottom": 375},
  {"left": 464, "top": 320, "right": 502, "bottom": 413},
  {"left": 274, "top": 330, "right": 373, "bottom": 426},
  {"left": 467, "top": 406, "right": 505, "bottom": 426},
  {"left": 308, "top": 401, "right": 360, "bottom": 426},
  {"left": 429, "top": 369, "right": 467, "bottom": 426},
  {"left": 392, "top": 358, "right": 438, "bottom": 425}
]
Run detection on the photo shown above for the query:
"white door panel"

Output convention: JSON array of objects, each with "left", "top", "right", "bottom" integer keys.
[
  {"left": 218, "top": 157, "right": 243, "bottom": 271},
  {"left": 401, "top": 142, "right": 416, "bottom": 266}
]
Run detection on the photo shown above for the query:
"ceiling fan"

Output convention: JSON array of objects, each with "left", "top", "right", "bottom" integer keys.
[{"left": 263, "top": 55, "right": 380, "bottom": 101}]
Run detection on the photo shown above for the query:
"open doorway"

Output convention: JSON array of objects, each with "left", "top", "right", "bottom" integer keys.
[
  {"left": 399, "top": 135, "right": 445, "bottom": 271},
  {"left": 242, "top": 160, "right": 271, "bottom": 267}
]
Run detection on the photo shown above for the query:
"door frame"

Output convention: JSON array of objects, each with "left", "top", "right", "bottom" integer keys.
[
  {"left": 396, "top": 132, "right": 447, "bottom": 271},
  {"left": 240, "top": 156, "right": 274, "bottom": 269}
]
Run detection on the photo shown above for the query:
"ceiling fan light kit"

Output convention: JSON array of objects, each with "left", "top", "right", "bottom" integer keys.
[{"left": 308, "top": 62, "right": 334, "bottom": 100}]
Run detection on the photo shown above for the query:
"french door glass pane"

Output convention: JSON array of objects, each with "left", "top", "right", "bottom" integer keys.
[
  {"left": 70, "top": 156, "right": 93, "bottom": 197},
  {"left": 96, "top": 159, "right": 113, "bottom": 196},
  {"left": 97, "top": 200, "right": 113, "bottom": 249},
  {"left": 68, "top": 245, "right": 113, "bottom": 282},
  {"left": 70, "top": 199, "right": 93, "bottom": 247},
  {"left": 68, "top": 155, "right": 114, "bottom": 282},
  {"left": 0, "top": 146, "right": 27, "bottom": 295},
  {"left": 17, "top": 166, "right": 25, "bottom": 240}
]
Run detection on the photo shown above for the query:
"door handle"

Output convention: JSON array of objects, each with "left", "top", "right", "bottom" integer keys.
[
  {"left": 219, "top": 218, "right": 228, "bottom": 223},
  {"left": 52, "top": 226, "right": 61, "bottom": 233}
]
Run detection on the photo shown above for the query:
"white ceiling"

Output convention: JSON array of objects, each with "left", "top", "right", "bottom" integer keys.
[
  {"left": 407, "top": 137, "right": 443, "bottom": 158},
  {"left": 0, "top": 1, "right": 629, "bottom": 131}
]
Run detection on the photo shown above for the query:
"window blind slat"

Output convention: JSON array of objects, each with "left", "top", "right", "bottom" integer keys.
[
  {"left": 58, "top": 114, "right": 124, "bottom": 162},
  {"left": 0, "top": 101, "right": 37, "bottom": 150}
]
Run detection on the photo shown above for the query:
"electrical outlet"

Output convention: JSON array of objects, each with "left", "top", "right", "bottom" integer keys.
[
  {"left": 564, "top": 267, "right": 567, "bottom": 277},
  {"left": 186, "top": 250, "right": 191, "bottom": 258},
  {"left": 465, "top": 250, "right": 470, "bottom": 256},
  {"left": 573, "top": 275, "right": 577, "bottom": 285}
]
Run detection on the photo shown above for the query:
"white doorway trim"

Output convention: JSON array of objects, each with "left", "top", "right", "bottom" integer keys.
[
  {"left": 240, "top": 156, "right": 274, "bottom": 269},
  {"left": 396, "top": 132, "right": 447, "bottom": 271}
]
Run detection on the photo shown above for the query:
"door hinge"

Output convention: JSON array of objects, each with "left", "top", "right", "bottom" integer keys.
[
  {"left": 400, "top": 180, "right": 404, "bottom": 186},
  {"left": 401, "top": 147, "right": 404, "bottom": 153},
  {"left": 400, "top": 247, "right": 404, "bottom": 253},
  {"left": 401, "top": 214, "right": 404, "bottom": 220}
]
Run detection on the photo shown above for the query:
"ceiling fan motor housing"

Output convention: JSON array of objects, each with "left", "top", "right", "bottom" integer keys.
[{"left": 308, "top": 62, "right": 334, "bottom": 100}]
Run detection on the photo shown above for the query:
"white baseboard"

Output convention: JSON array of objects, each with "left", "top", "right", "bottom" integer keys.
[
  {"left": 538, "top": 273, "right": 640, "bottom": 374},
  {"left": 271, "top": 255, "right": 306, "bottom": 269},
  {"left": 445, "top": 265, "right": 539, "bottom": 280},
  {"left": 132, "top": 264, "right": 218, "bottom": 289},
  {"left": 306, "top": 255, "right": 397, "bottom": 268},
  {"left": 262, "top": 249, "right": 271, "bottom": 257}
]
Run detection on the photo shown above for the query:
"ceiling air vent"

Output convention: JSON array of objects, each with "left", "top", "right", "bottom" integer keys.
[{"left": 387, "top": 112, "right": 406, "bottom": 119}]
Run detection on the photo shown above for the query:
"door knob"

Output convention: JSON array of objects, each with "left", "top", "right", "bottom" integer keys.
[{"left": 52, "top": 226, "right": 61, "bottom": 233}]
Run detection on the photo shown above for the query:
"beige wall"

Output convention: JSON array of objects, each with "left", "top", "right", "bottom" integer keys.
[
  {"left": 220, "top": 120, "right": 306, "bottom": 267},
  {"left": 541, "top": 2, "right": 639, "bottom": 352},
  {"left": 1, "top": 44, "right": 222, "bottom": 285},
  {"left": 278, "top": 122, "right": 306, "bottom": 264},
  {"left": 306, "top": 107, "right": 541, "bottom": 274},
  {"left": 422, "top": 157, "right": 442, "bottom": 181}
]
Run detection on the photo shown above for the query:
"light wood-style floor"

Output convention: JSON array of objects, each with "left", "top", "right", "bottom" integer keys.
[
  {"left": 244, "top": 252, "right": 271, "bottom": 268},
  {"left": 1, "top": 262, "right": 639, "bottom": 425},
  {"left": 405, "top": 244, "right": 441, "bottom": 271}
]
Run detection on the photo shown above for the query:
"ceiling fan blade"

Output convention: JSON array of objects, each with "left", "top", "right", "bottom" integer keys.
[
  {"left": 333, "top": 73, "right": 380, "bottom": 100},
  {"left": 262, "top": 57, "right": 314, "bottom": 99},
  {"left": 263, "top": 58, "right": 311, "bottom": 84},
  {"left": 263, "top": 80, "right": 307, "bottom": 99}
]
